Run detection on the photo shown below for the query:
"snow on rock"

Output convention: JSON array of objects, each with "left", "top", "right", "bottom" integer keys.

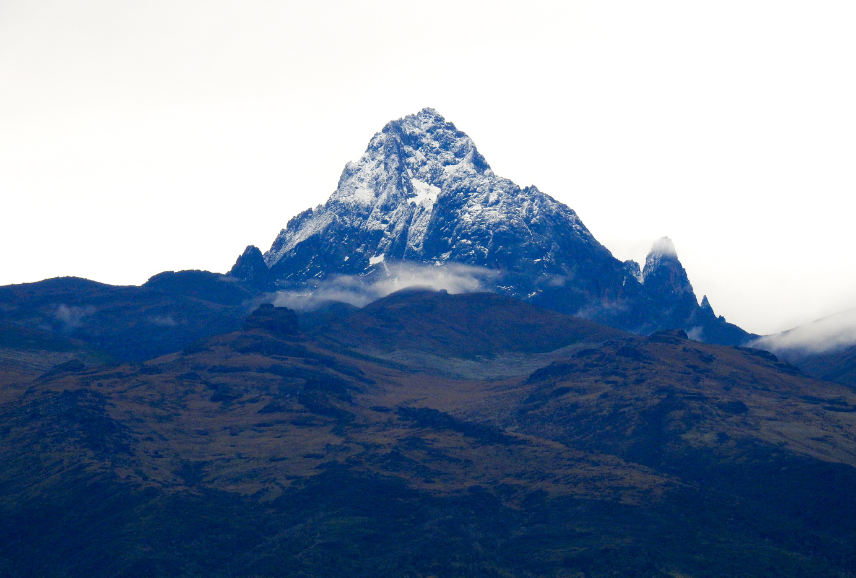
[{"left": 263, "top": 107, "right": 612, "bottom": 281}]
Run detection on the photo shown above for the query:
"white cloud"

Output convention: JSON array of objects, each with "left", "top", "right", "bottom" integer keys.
[
  {"left": 54, "top": 304, "right": 95, "bottom": 330},
  {"left": 273, "top": 262, "right": 497, "bottom": 311},
  {"left": 751, "top": 308, "right": 856, "bottom": 355}
]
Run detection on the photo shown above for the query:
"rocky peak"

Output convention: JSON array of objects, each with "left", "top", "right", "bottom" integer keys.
[
  {"left": 263, "top": 108, "right": 603, "bottom": 278},
  {"left": 229, "top": 245, "right": 272, "bottom": 289},
  {"left": 640, "top": 237, "right": 692, "bottom": 296},
  {"left": 329, "top": 107, "right": 490, "bottom": 208},
  {"left": 700, "top": 295, "right": 715, "bottom": 315},
  {"left": 642, "top": 237, "right": 679, "bottom": 280},
  {"left": 266, "top": 109, "right": 488, "bottom": 268}
]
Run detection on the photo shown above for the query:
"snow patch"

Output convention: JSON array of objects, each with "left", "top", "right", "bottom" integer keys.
[
  {"left": 410, "top": 179, "right": 440, "bottom": 208},
  {"left": 369, "top": 254, "right": 385, "bottom": 265},
  {"left": 404, "top": 179, "right": 442, "bottom": 254}
]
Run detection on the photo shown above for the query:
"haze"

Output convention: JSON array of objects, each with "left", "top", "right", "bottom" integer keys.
[{"left": 1, "top": 1, "right": 854, "bottom": 336}]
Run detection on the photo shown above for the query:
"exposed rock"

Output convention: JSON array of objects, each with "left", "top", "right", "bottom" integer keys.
[{"left": 242, "top": 304, "right": 299, "bottom": 338}]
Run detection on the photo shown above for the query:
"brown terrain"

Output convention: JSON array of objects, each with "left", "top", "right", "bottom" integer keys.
[{"left": 1, "top": 289, "right": 855, "bottom": 577}]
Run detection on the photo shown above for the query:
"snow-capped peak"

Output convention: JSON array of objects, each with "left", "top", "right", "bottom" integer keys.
[
  {"left": 241, "top": 109, "right": 749, "bottom": 345},
  {"left": 326, "top": 107, "right": 490, "bottom": 210},
  {"left": 265, "top": 108, "right": 583, "bottom": 270},
  {"left": 262, "top": 108, "right": 611, "bottom": 311}
]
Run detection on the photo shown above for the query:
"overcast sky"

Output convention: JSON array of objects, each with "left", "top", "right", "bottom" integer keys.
[{"left": 1, "top": 0, "right": 854, "bottom": 335}]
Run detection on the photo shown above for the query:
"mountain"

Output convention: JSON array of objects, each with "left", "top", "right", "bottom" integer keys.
[
  {"left": 228, "top": 245, "right": 274, "bottom": 290},
  {"left": 1, "top": 291, "right": 854, "bottom": 577},
  {"left": 3, "top": 108, "right": 852, "bottom": 577},
  {"left": 242, "top": 108, "right": 750, "bottom": 344}
]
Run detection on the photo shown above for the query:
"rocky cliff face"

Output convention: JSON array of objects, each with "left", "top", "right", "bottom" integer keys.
[
  {"left": 240, "top": 108, "right": 750, "bottom": 344},
  {"left": 264, "top": 108, "right": 613, "bottom": 284}
]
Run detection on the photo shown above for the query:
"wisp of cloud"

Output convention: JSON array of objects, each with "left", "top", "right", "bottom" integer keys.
[
  {"left": 273, "top": 262, "right": 497, "bottom": 311},
  {"left": 54, "top": 304, "right": 96, "bottom": 330},
  {"left": 751, "top": 308, "right": 856, "bottom": 355}
]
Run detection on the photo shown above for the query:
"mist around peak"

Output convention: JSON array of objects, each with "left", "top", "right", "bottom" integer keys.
[
  {"left": 641, "top": 236, "right": 680, "bottom": 280},
  {"left": 648, "top": 236, "right": 678, "bottom": 258}
]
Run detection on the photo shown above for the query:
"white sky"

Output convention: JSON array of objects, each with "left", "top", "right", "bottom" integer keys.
[{"left": 1, "top": 0, "right": 854, "bottom": 335}]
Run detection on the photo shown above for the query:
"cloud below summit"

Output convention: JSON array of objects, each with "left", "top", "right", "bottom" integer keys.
[{"left": 273, "top": 262, "right": 497, "bottom": 311}]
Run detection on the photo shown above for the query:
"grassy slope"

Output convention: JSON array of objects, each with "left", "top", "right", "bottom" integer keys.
[
  {"left": 0, "top": 291, "right": 854, "bottom": 576},
  {"left": 781, "top": 345, "right": 856, "bottom": 388}
]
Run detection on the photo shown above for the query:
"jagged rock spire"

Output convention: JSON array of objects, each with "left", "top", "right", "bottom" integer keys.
[
  {"left": 642, "top": 237, "right": 677, "bottom": 279},
  {"left": 642, "top": 237, "right": 693, "bottom": 297}
]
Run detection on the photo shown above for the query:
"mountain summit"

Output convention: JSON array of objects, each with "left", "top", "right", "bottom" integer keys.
[
  {"left": 238, "top": 108, "right": 749, "bottom": 344},
  {"left": 640, "top": 236, "right": 698, "bottom": 319},
  {"left": 264, "top": 108, "right": 607, "bottom": 280}
]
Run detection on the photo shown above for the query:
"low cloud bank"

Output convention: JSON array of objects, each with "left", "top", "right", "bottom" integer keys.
[
  {"left": 751, "top": 308, "right": 856, "bottom": 355},
  {"left": 273, "top": 262, "right": 498, "bottom": 311}
]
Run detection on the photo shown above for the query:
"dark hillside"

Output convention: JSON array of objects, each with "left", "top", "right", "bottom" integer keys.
[
  {"left": 777, "top": 344, "right": 856, "bottom": 388},
  {"left": 0, "top": 296, "right": 854, "bottom": 576},
  {"left": 0, "top": 274, "right": 256, "bottom": 361},
  {"left": 311, "top": 288, "right": 627, "bottom": 359}
]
